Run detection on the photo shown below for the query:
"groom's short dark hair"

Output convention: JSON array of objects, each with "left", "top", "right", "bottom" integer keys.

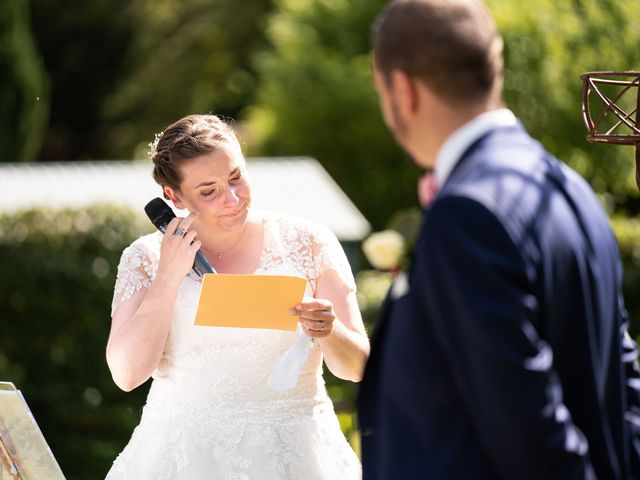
[{"left": 372, "top": 0, "right": 503, "bottom": 105}]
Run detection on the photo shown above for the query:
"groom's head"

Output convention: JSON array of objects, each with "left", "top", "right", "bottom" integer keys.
[{"left": 371, "top": 0, "right": 504, "bottom": 167}]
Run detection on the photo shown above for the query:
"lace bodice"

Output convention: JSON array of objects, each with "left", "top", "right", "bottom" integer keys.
[
  {"left": 112, "top": 210, "right": 355, "bottom": 313},
  {"left": 106, "top": 211, "right": 361, "bottom": 480}
]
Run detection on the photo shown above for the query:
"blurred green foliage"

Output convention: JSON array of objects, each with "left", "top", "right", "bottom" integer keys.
[
  {"left": 23, "top": 0, "right": 273, "bottom": 162},
  {"left": 247, "top": 0, "right": 419, "bottom": 229},
  {"left": 0, "top": 0, "right": 48, "bottom": 162},
  {"left": 0, "top": 206, "right": 151, "bottom": 479},
  {"left": 492, "top": 0, "right": 640, "bottom": 205},
  {"left": 16, "top": 0, "right": 640, "bottom": 212},
  {"left": 102, "top": 0, "right": 274, "bottom": 161},
  {"left": 611, "top": 216, "right": 640, "bottom": 335},
  {"left": 28, "top": 0, "right": 133, "bottom": 160},
  {"left": 247, "top": 0, "right": 640, "bottom": 229}
]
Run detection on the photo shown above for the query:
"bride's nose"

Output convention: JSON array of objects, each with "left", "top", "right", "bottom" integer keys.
[{"left": 223, "top": 184, "right": 241, "bottom": 205}]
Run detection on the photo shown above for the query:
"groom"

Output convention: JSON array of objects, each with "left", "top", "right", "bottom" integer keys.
[{"left": 358, "top": 0, "right": 640, "bottom": 479}]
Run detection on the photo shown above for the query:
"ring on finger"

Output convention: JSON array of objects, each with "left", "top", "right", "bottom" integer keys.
[
  {"left": 174, "top": 226, "right": 186, "bottom": 237},
  {"left": 319, "top": 320, "right": 326, "bottom": 331}
]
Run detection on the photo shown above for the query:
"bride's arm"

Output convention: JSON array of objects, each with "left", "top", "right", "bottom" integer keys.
[
  {"left": 106, "top": 216, "right": 200, "bottom": 391},
  {"left": 308, "top": 271, "right": 370, "bottom": 382},
  {"left": 107, "top": 274, "right": 182, "bottom": 391},
  {"left": 295, "top": 223, "right": 370, "bottom": 382}
]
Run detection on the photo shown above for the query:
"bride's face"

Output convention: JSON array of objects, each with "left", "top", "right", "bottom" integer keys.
[{"left": 165, "top": 146, "right": 252, "bottom": 233}]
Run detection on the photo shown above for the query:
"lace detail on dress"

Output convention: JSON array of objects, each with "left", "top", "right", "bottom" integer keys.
[
  {"left": 259, "top": 213, "right": 356, "bottom": 295},
  {"left": 111, "top": 233, "right": 161, "bottom": 316},
  {"left": 107, "top": 398, "right": 359, "bottom": 480},
  {"left": 311, "top": 223, "right": 357, "bottom": 292},
  {"left": 105, "top": 212, "right": 361, "bottom": 480}
]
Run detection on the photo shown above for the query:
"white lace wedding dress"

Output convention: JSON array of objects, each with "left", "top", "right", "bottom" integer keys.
[{"left": 105, "top": 211, "right": 362, "bottom": 480}]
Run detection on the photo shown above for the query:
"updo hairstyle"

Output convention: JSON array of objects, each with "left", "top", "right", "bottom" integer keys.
[{"left": 150, "top": 114, "right": 241, "bottom": 199}]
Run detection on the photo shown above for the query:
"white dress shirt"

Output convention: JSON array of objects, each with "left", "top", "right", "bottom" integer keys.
[{"left": 434, "top": 108, "right": 518, "bottom": 187}]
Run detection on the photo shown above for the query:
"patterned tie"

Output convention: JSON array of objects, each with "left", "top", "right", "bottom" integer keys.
[{"left": 418, "top": 171, "right": 438, "bottom": 208}]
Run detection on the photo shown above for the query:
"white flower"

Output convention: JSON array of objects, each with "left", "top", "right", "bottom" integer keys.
[
  {"left": 362, "top": 230, "right": 405, "bottom": 270},
  {"left": 148, "top": 131, "right": 163, "bottom": 159}
]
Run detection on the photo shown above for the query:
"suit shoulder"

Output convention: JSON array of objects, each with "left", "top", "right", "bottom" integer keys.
[{"left": 439, "top": 143, "right": 596, "bottom": 241}]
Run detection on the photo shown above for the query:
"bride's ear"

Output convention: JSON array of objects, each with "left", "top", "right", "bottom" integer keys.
[{"left": 164, "top": 186, "right": 184, "bottom": 210}]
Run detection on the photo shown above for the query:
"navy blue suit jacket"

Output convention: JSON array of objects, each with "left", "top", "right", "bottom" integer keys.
[{"left": 358, "top": 123, "right": 640, "bottom": 479}]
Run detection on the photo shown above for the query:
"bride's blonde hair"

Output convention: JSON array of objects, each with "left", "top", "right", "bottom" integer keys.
[{"left": 149, "top": 114, "right": 242, "bottom": 199}]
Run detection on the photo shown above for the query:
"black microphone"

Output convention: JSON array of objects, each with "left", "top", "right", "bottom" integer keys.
[{"left": 144, "top": 197, "right": 216, "bottom": 276}]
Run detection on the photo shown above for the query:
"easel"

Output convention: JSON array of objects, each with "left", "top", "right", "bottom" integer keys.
[{"left": 0, "top": 382, "right": 65, "bottom": 480}]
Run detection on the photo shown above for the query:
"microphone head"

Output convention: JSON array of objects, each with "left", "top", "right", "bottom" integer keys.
[{"left": 144, "top": 197, "right": 176, "bottom": 232}]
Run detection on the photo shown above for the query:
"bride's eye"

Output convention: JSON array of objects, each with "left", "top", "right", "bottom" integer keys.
[
  {"left": 230, "top": 173, "right": 242, "bottom": 184},
  {"left": 202, "top": 188, "right": 217, "bottom": 197}
]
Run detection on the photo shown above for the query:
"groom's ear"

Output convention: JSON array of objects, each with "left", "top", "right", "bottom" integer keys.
[{"left": 391, "top": 70, "right": 420, "bottom": 117}]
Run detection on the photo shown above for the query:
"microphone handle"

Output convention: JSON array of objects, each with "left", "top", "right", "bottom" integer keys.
[{"left": 193, "top": 251, "right": 216, "bottom": 276}]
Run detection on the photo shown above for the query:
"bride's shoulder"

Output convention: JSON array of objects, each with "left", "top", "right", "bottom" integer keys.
[{"left": 121, "top": 231, "right": 162, "bottom": 260}]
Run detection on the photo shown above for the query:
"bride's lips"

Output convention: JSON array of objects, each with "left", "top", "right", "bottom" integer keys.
[{"left": 220, "top": 204, "right": 246, "bottom": 218}]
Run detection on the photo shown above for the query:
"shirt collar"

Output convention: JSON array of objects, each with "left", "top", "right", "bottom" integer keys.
[{"left": 434, "top": 108, "right": 518, "bottom": 187}]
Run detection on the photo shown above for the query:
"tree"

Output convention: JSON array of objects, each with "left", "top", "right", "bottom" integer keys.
[
  {"left": 491, "top": 0, "right": 640, "bottom": 208},
  {"left": 24, "top": 0, "right": 275, "bottom": 162},
  {"left": 28, "top": 0, "right": 133, "bottom": 161},
  {"left": 246, "top": 0, "right": 419, "bottom": 230},
  {"left": 0, "top": 0, "right": 48, "bottom": 162},
  {"left": 102, "top": 0, "right": 274, "bottom": 160},
  {"left": 247, "top": 0, "right": 640, "bottom": 229}
]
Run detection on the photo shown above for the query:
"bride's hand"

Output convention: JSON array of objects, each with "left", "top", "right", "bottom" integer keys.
[
  {"left": 293, "top": 297, "right": 335, "bottom": 338},
  {"left": 156, "top": 213, "right": 201, "bottom": 284}
]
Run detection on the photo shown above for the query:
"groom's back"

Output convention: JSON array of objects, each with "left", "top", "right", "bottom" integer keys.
[
  {"left": 456, "top": 126, "right": 637, "bottom": 478},
  {"left": 360, "top": 125, "right": 640, "bottom": 480}
]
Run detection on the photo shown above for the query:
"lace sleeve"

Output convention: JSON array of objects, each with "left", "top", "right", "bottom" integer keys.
[
  {"left": 311, "top": 225, "right": 357, "bottom": 293},
  {"left": 111, "top": 243, "right": 158, "bottom": 316}
]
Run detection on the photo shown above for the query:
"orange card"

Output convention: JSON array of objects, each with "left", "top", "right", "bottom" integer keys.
[{"left": 194, "top": 274, "right": 307, "bottom": 331}]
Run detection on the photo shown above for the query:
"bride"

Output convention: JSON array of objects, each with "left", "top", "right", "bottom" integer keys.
[{"left": 105, "top": 114, "right": 369, "bottom": 479}]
